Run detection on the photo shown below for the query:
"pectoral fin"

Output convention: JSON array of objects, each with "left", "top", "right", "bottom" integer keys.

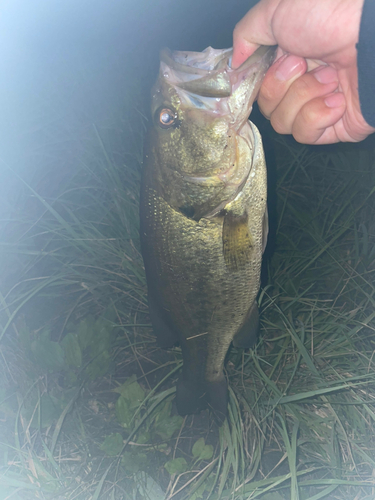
[
  {"left": 232, "top": 301, "right": 259, "bottom": 348},
  {"left": 222, "top": 212, "right": 253, "bottom": 272}
]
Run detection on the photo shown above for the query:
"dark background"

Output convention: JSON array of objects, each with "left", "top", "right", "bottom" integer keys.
[
  {"left": 0, "top": 0, "right": 261, "bottom": 237},
  {"left": 0, "top": 0, "right": 264, "bottom": 285},
  {"left": 0, "top": 0, "right": 257, "bottom": 171}
]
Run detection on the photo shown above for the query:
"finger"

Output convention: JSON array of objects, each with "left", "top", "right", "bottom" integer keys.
[
  {"left": 257, "top": 54, "right": 307, "bottom": 118},
  {"left": 232, "top": 0, "right": 280, "bottom": 68},
  {"left": 267, "top": 66, "right": 340, "bottom": 135},
  {"left": 291, "top": 93, "right": 346, "bottom": 144},
  {"left": 300, "top": 92, "right": 375, "bottom": 145},
  {"left": 232, "top": 38, "right": 260, "bottom": 69}
]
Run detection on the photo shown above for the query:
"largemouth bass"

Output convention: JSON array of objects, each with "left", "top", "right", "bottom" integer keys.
[{"left": 140, "top": 45, "right": 276, "bottom": 421}]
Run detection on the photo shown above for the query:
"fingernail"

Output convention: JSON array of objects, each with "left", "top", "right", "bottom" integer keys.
[
  {"left": 275, "top": 54, "right": 305, "bottom": 81},
  {"left": 313, "top": 66, "right": 338, "bottom": 84},
  {"left": 324, "top": 92, "right": 345, "bottom": 108}
]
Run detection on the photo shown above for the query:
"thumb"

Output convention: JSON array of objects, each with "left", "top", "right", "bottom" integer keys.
[{"left": 232, "top": 0, "right": 279, "bottom": 68}]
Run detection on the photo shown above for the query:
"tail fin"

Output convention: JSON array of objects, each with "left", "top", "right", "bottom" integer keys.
[{"left": 176, "top": 377, "right": 228, "bottom": 423}]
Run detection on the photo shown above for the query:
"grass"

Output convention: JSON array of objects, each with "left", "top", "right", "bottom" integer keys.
[{"left": 1, "top": 84, "right": 375, "bottom": 499}]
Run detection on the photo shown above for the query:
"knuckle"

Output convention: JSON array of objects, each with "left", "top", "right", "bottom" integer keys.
[
  {"left": 292, "top": 128, "right": 310, "bottom": 144},
  {"left": 258, "top": 82, "right": 276, "bottom": 103},
  {"left": 300, "top": 98, "right": 324, "bottom": 124},
  {"left": 292, "top": 77, "right": 312, "bottom": 100},
  {"left": 233, "top": 23, "right": 241, "bottom": 37},
  {"left": 292, "top": 102, "right": 324, "bottom": 144},
  {"left": 270, "top": 113, "right": 289, "bottom": 134},
  {"left": 257, "top": 102, "right": 271, "bottom": 120}
]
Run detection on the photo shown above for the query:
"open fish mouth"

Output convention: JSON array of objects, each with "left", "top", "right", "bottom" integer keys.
[{"left": 160, "top": 45, "right": 277, "bottom": 99}]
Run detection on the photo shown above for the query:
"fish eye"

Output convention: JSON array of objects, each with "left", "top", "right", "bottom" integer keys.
[{"left": 156, "top": 107, "right": 179, "bottom": 129}]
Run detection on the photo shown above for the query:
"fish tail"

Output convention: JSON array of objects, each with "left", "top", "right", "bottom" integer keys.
[{"left": 176, "top": 376, "right": 228, "bottom": 423}]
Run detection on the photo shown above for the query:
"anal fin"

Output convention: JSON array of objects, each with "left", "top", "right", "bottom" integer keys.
[
  {"left": 232, "top": 301, "right": 259, "bottom": 348},
  {"left": 148, "top": 293, "right": 178, "bottom": 348}
]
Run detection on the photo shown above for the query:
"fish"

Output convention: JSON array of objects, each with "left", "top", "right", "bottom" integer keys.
[{"left": 140, "top": 44, "right": 276, "bottom": 421}]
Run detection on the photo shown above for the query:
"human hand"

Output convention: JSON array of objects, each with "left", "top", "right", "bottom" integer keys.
[{"left": 232, "top": 0, "right": 375, "bottom": 144}]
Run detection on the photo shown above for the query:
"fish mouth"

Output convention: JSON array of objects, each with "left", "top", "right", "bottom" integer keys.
[{"left": 160, "top": 45, "right": 277, "bottom": 99}]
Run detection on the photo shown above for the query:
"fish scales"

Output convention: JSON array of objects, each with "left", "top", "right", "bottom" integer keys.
[{"left": 140, "top": 45, "right": 276, "bottom": 421}]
